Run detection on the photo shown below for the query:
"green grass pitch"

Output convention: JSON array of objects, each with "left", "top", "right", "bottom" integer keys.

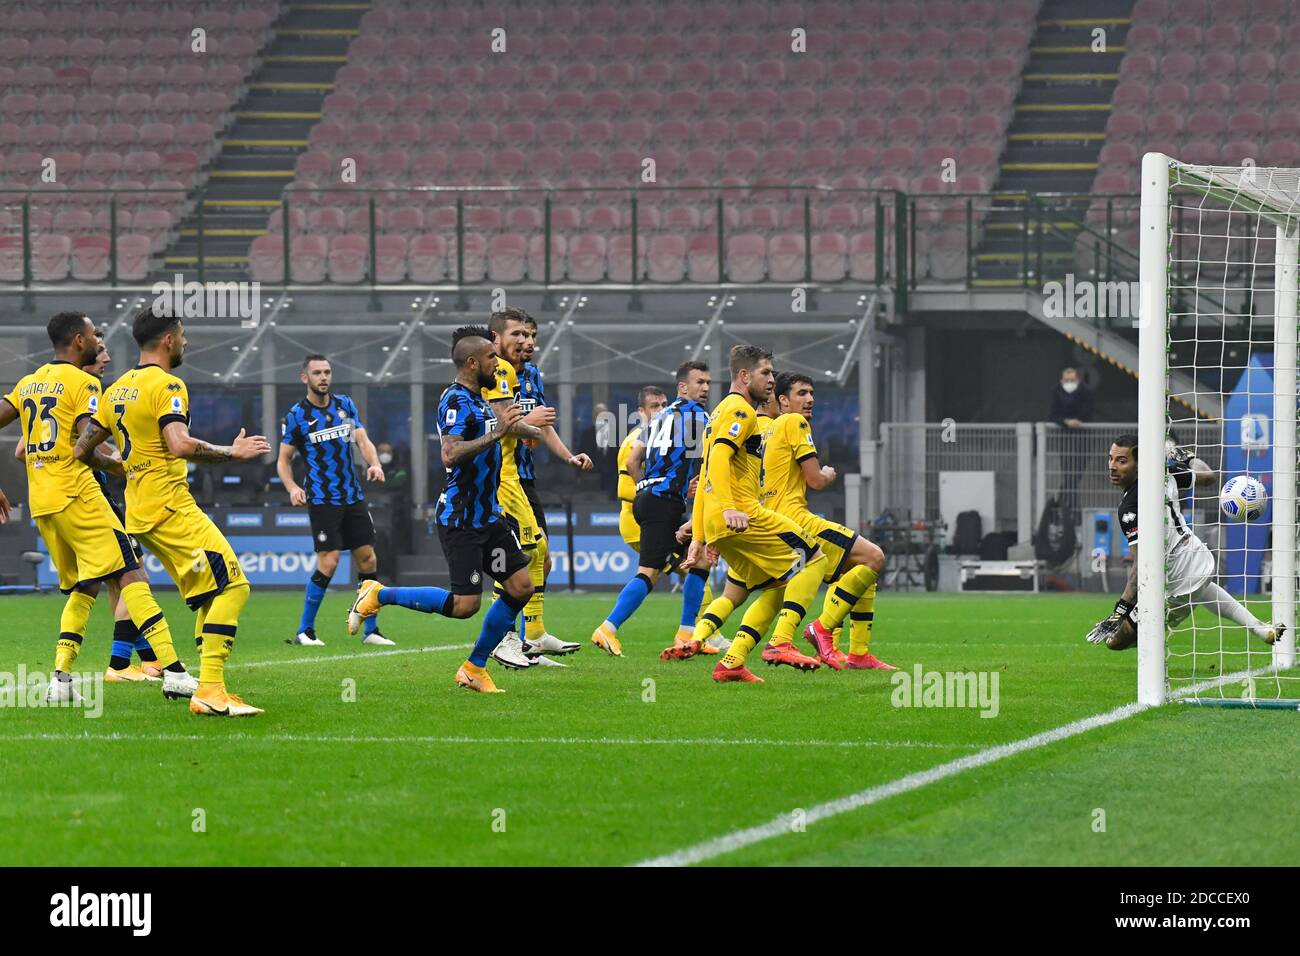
[{"left": 0, "top": 588, "right": 1293, "bottom": 866}]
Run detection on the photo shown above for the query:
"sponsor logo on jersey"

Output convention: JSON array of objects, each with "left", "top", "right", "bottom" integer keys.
[{"left": 308, "top": 423, "right": 352, "bottom": 444}]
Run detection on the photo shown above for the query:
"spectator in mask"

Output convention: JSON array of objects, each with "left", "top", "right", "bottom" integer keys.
[
  {"left": 375, "top": 441, "right": 409, "bottom": 489},
  {"left": 1049, "top": 367, "right": 1094, "bottom": 522},
  {"left": 1050, "top": 367, "right": 1093, "bottom": 429}
]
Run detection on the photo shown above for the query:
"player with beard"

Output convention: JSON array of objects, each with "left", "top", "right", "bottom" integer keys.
[
  {"left": 499, "top": 311, "right": 593, "bottom": 660},
  {"left": 348, "top": 327, "right": 535, "bottom": 693}
]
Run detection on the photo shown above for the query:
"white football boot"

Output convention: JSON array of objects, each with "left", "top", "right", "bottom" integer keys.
[
  {"left": 523, "top": 633, "right": 581, "bottom": 657},
  {"left": 45, "top": 676, "right": 83, "bottom": 704},
  {"left": 362, "top": 630, "right": 396, "bottom": 646},
  {"left": 290, "top": 628, "right": 325, "bottom": 646},
  {"left": 162, "top": 668, "right": 199, "bottom": 700},
  {"left": 490, "top": 632, "right": 534, "bottom": 670}
]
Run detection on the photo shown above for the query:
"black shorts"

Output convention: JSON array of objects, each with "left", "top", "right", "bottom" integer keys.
[
  {"left": 520, "top": 479, "right": 548, "bottom": 538},
  {"left": 632, "top": 491, "right": 686, "bottom": 570},
  {"left": 437, "top": 519, "right": 530, "bottom": 595},
  {"left": 308, "top": 501, "right": 375, "bottom": 553},
  {"left": 108, "top": 497, "right": 144, "bottom": 560}
]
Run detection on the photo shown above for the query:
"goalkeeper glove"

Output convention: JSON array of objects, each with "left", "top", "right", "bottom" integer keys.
[
  {"left": 1086, "top": 599, "right": 1135, "bottom": 644},
  {"left": 1166, "top": 442, "right": 1194, "bottom": 471}
]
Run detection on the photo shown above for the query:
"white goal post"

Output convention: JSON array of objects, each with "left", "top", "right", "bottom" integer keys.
[{"left": 1137, "top": 152, "right": 1298, "bottom": 707}]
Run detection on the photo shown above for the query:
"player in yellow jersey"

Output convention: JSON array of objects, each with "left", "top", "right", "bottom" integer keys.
[
  {"left": 764, "top": 372, "right": 895, "bottom": 670},
  {"left": 680, "top": 344, "right": 831, "bottom": 683},
  {"left": 491, "top": 310, "right": 593, "bottom": 664},
  {"left": 480, "top": 308, "right": 586, "bottom": 668},
  {"left": 0, "top": 312, "right": 196, "bottom": 704},
  {"left": 14, "top": 329, "right": 169, "bottom": 684},
  {"left": 74, "top": 306, "right": 271, "bottom": 717},
  {"left": 617, "top": 385, "right": 669, "bottom": 550},
  {"left": 661, "top": 387, "right": 779, "bottom": 661}
]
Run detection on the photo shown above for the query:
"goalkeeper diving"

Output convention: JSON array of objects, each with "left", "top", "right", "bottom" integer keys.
[{"left": 1086, "top": 433, "right": 1284, "bottom": 650}]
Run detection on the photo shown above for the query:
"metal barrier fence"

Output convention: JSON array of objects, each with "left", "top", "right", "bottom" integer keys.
[
  {"left": 873, "top": 421, "right": 1223, "bottom": 544},
  {"left": 877, "top": 422, "right": 1030, "bottom": 538},
  {"left": 0, "top": 184, "right": 906, "bottom": 288}
]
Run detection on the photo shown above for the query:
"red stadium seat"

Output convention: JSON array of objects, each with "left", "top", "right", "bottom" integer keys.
[
  {"left": 725, "top": 233, "right": 766, "bottom": 282},
  {"left": 810, "top": 233, "right": 847, "bottom": 281},
  {"left": 408, "top": 234, "right": 447, "bottom": 282},
  {"left": 71, "top": 235, "right": 112, "bottom": 281},
  {"left": 645, "top": 235, "right": 687, "bottom": 282},
  {"left": 527, "top": 235, "right": 566, "bottom": 281},
  {"left": 848, "top": 233, "right": 878, "bottom": 282},
  {"left": 32, "top": 234, "right": 72, "bottom": 281},
  {"left": 767, "top": 234, "right": 806, "bottom": 282},
  {"left": 111, "top": 234, "right": 151, "bottom": 282},
  {"left": 687, "top": 234, "right": 720, "bottom": 283}
]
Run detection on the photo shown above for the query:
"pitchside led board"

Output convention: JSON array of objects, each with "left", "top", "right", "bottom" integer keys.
[
  {"left": 34, "top": 510, "right": 352, "bottom": 588},
  {"left": 1222, "top": 353, "right": 1282, "bottom": 595},
  {"left": 34, "top": 510, "right": 638, "bottom": 589}
]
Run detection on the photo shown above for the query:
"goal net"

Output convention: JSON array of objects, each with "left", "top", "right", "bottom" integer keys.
[{"left": 1137, "top": 153, "right": 1298, "bottom": 708}]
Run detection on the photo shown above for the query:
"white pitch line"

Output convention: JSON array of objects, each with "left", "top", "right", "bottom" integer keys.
[
  {"left": 0, "top": 731, "right": 975, "bottom": 751},
  {"left": 229, "top": 642, "right": 472, "bottom": 669},
  {"left": 633, "top": 664, "right": 1279, "bottom": 867}
]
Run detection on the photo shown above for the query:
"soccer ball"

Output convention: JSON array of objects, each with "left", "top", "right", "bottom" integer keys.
[{"left": 1219, "top": 476, "right": 1268, "bottom": 522}]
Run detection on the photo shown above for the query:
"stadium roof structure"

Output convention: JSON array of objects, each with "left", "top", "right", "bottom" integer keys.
[{"left": 0, "top": 286, "right": 880, "bottom": 389}]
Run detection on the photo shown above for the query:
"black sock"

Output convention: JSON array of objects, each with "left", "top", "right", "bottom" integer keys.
[{"left": 110, "top": 619, "right": 135, "bottom": 670}]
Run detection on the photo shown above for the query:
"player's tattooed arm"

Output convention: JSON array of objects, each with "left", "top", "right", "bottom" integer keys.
[
  {"left": 72, "top": 419, "right": 124, "bottom": 476},
  {"left": 440, "top": 403, "right": 524, "bottom": 467},
  {"left": 162, "top": 422, "right": 271, "bottom": 463},
  {"left": 0, "top": 397, "right": 17, "bottom": 429},
  {"left": 489, "top": 399, "right": 542, "bottom": 440}
]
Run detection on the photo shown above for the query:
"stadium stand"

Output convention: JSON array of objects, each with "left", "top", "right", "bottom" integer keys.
[
  {"left": 247, "top": 0, "right": 1037, "bottom": 284},
  {"left": 0, "top": 0, "right": 278, "bottom": 282}
]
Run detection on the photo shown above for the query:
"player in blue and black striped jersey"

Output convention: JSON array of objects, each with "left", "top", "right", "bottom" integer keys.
[
  {"left": 347, "top": 327, "right": 536, "bottom": 694},
  {"left": 591, "top": 360, "right": 714, "bottom": 657},
  {"left": 278, "top": 354, "right": 389, "bottom": 647}
]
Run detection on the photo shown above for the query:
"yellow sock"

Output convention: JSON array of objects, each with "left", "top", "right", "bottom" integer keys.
[
  {"left": 770, "top": 553, "right": 829, "bottom": 644},
  {"left": 198, "top": 582, "right": 249, "bottom": 688},
  {"left": 695, "top": 580, "right": 714, "bottom": 625},
  {"left": 816, "top": 563, "right": 879, "bottom": 633},
  {"left": 120, "top": 580, "right": 179, "bottom": 668},
  {"left": 524, "top": 537, "right": 547, "bottom": 640},
  {"left": 194, "top": 603, "right": 208, "bottom": 652},
  {"left": 720, "top": 587, "right": 786, "bottom": 667},
  {"left": 54, "top": 590, "right": 96, "bottom": 672},
  {"left": 694, "top": 595, "right": 735, "bottom": 644},
  {"left": 849, "top": 583, "right": 877, "bottom": 656},
  {"left": 735, "top": 586, "right": 784, "bottom": 647}
]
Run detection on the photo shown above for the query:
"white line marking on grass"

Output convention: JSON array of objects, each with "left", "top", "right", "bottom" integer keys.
[
  {"left": 0, "top": 731, "right": 976, "bottom": 750},
  {"left": 632, "top": 664, "right": 1277, "bottom": 867},
  {"left": 229, "top": 642, "right": 472, "bottom": 669}
]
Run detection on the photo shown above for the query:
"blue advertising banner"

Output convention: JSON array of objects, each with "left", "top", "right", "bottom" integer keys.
[{"left": 548, "top": 534, "right": 640, "bottom": 586}]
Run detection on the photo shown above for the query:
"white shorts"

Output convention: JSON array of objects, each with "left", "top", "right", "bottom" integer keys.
[{"left": 1166, "top": 536, "right": 1215, "bottom": 598}]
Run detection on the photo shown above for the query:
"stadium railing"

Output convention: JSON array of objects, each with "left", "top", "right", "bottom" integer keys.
[{"left": 3, "top": 184, "right": 1162, "bottom": 300}]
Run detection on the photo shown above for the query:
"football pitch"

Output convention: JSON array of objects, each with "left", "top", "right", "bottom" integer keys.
[{"left": 0, "top": 589, "right": 1292, "bottom": 867}]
